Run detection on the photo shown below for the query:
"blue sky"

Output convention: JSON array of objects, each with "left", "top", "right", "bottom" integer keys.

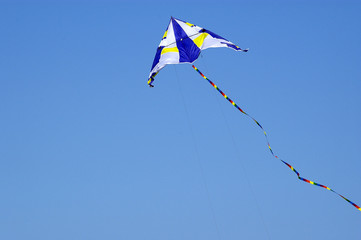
[{"left": 0, "top": 0, "right": 360, "bottom": 239}]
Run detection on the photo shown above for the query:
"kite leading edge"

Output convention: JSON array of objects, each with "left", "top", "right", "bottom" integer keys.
[{"left": 147, "top": 17, "right": 360, "bottom": 212}]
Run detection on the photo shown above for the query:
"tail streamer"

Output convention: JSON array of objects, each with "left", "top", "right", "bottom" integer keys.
[{"left": 192, "top": 65, "right": 361, "bottom": 212}]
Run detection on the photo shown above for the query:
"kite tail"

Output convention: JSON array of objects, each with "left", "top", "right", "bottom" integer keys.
[
  {"left": 148, "top": 72, "right": 159, "bottom": 87},
  {"left": 191, "top": 64, "right": 361, "bottom": 212}
]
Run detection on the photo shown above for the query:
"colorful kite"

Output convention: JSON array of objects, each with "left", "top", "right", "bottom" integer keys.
[
  {"left": 148, "top": 17, "right": 247, "bottom": 87},
  {"left": 148, "top": 17, "right": 360, "bottom": 212}
]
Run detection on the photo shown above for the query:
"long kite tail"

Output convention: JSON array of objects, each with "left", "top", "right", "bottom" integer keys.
[{"left": 191, "top": 64, "right": 361, "bottom": 212}]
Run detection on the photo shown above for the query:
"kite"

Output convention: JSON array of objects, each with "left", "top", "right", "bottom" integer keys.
[
  {"left": 148, "top": 17, "right": 248, "bottom": 87},
  {"left": 148, "top": 17, "right": 360, "bottom": 212}
]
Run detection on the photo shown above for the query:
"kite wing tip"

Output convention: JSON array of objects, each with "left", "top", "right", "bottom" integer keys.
[{"left": 243, "top": 48, "right": 249, "bottom": 52}]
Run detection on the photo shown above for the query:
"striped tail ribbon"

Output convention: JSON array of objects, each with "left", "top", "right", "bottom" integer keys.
[{"left": 192, "top": 64, "right": 361, "bottom": 212}]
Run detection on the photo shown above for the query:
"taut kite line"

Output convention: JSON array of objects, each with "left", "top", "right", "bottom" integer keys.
[{"left": 147, "top": 17, "right": 360, "bottom": 212}]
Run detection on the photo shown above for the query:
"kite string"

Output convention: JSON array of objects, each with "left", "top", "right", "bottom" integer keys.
[
  {"left": 173, "top": 66, "right": 223, "bottom": 240},
  {"left": 198, "top": 55, "right": 271, "bottom": 239},
  {"left": 192, "top": 64, "right": 361, "bottom": 212}
]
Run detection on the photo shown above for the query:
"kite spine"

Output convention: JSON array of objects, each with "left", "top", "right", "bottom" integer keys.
[{"left": 192, "top": 64, "right": 361, "bottom": 212}]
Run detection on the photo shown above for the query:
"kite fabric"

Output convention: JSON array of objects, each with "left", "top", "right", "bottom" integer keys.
[
  {"left": 148, "top": 17, "right": 360, "bottom": 212},
  {"left": 191, "top": 65, "right": 361, "bottom": 212},
  {"left": 148, "top": 17, "right": 248, "bottom": 87}
]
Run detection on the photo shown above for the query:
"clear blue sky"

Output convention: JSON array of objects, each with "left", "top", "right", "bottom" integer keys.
[{"left": 1, "top": 0, "right": 360, "bottom": 239}]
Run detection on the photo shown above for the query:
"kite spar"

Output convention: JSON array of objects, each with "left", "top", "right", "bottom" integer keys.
[{"left": 148, "top": 17, "right": 360, "bottom": 212}]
